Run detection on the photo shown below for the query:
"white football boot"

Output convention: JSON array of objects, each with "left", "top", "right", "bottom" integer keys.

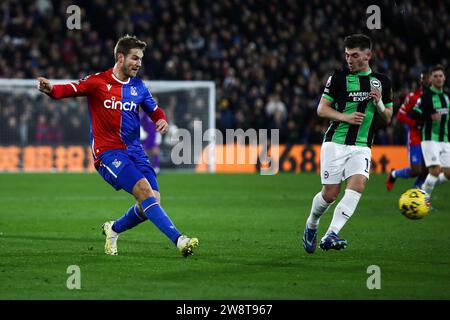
[
  {"left": 176, "top": 235, "right": 199, "bottom": 257},
  {"left": 102, "top": 221, "right": 119, "bottom": 255}
]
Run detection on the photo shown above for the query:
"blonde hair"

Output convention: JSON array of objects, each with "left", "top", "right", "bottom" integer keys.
[{"left": 114, "top": 35, "right": 147, "bottom": 61}]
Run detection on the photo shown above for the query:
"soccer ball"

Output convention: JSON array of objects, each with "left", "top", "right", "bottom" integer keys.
[{"left": 398, "top": 188, "right": 430, "bottom": 220}]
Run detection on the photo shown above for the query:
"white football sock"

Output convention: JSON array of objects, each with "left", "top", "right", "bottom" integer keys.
[
  {"left": 327, "top": 189, "right": 361, "bottom": 235},
  {"left": 306, "top": 192, "right": 333, "bottom": 229},
  {"left": 436, "top": 172, "right": 449, "bottom": 185},
  {"left": 422, "top": 174, "right": 439, "bottom": 195}
]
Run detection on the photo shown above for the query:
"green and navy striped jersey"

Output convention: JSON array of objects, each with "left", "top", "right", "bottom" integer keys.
[
  {"left": 412, "top": 86, "right": 450, "bottom": 142},
  {"left": 321, "top": 68, "right": 393, "bottom": 148}
]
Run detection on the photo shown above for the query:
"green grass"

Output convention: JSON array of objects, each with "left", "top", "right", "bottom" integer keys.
[{"left": 1, "top": 172, "right": 450, "bottom": 299}]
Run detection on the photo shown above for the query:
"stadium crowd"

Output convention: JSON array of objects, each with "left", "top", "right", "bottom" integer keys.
[{"left": 1, "top": 0, "right": 449, "bottom": 146}]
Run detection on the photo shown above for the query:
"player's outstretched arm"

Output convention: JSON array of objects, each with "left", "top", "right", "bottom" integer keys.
[
  {"left": 37, "top": 77, "right": 53, "bottom": 94},
  {"left": 317, "top": 97, "right": 365, "bottom": 125},
  {"left": 36, "top": 76, "right": 92, "bottom": 99}
]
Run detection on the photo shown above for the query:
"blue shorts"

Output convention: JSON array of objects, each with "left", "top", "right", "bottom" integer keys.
[
  {"left": 97, "top": 148, "right": 159, "bottom": 194},
  {"left": 408, "top": 144, "right": 424, "bottom": 167}
]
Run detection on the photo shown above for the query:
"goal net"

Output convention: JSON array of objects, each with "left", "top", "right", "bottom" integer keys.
[{"left": 0, "top": 79, "right": 215, "bottom": 172}]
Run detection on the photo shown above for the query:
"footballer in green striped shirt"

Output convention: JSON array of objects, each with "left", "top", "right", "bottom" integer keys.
[
  {"left": 412, "top": 64, "right": 450, "bottom": 198},
  {"left": 302, "top": 34, "right": 393, "bottom": 253}
]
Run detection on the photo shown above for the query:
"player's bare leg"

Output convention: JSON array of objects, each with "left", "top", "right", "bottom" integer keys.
[
  {"left": 132, "top": 177, "right": 157, "bottom": 202},
  {"left": 415, "top": 162, "right": 429, "bottom": 188},
  {"left": 410, "top": 164, "right": 422, "bottom": 177},
  {"left": 411, "top": 163, "right": 428, "bottom": 189},
  {"left": 322, "top": 184, "right": 341, "bottom": 203},
  {"left": 346, "top": 174, "right": 367, "bottom": 193},
  {"left": 442, "top": 168, "right": 450, "bottom": 181}
]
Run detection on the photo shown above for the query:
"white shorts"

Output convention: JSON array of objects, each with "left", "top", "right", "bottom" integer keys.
[
  {"left": 421, "top": 141, "right": 450, "bottom": 168},
  {"left": 320, "top": 142, "right": 371, "bottom": 184}
]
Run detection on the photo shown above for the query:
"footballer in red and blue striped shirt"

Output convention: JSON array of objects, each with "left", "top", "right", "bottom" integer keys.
[{"left": 37, "top": 35, "right": 198, "bottom": 257}]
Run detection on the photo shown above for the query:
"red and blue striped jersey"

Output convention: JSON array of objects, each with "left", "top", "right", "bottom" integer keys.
[{"left": 48, "top": 68, "right": 166, "bottom": 167}]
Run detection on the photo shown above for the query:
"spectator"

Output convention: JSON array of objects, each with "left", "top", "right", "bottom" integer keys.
[
  {"left": 186, "top": 28, "right": 205, "bottom": 51},
  {"left": 34, "top": 114, "right": 49, "bottom": 145},
  {"left": 265, "top": 94, "right": 287, "bottom": 121},
  {"left": 0, "top": 1, "right": 449, "bottom": 145}
]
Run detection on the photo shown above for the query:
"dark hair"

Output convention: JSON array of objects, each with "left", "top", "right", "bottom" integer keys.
[
  {"left": 344, "top": 34, "right": 372, "bottom": 50},
  {"left": 114, "top": 35, "right": 147, "bottom": 61},
  {"left": 431, "top": 64, "right": 445, "bottom": 74}
]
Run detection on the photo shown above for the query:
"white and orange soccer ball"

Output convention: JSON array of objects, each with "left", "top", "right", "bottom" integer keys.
[{"left": 398, "top": 188, "right": 431, "bottom": 220}]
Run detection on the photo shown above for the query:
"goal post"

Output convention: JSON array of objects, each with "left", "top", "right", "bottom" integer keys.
[
  {"left": 145, "top": 80, "right": 216, "bottom": 173},
  {"left": 0, "top": 78, "right": 216, "bottom": 172}
]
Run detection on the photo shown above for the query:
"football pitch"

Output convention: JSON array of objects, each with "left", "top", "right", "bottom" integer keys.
[{"left": 1, "top": 172, "right": 449, "bottom": 300}]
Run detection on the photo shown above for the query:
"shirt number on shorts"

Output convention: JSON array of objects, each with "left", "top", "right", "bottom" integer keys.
[{"left": 364, "top": 158, "right": 369, "bottom": 173}]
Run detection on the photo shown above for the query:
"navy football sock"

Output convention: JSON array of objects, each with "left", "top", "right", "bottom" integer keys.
[
  {"left": 142, "top": 197, "right": 182, "bottom": 244},
  {"left": 112, "top": 204, "right": 146, "bottom": 233}
]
